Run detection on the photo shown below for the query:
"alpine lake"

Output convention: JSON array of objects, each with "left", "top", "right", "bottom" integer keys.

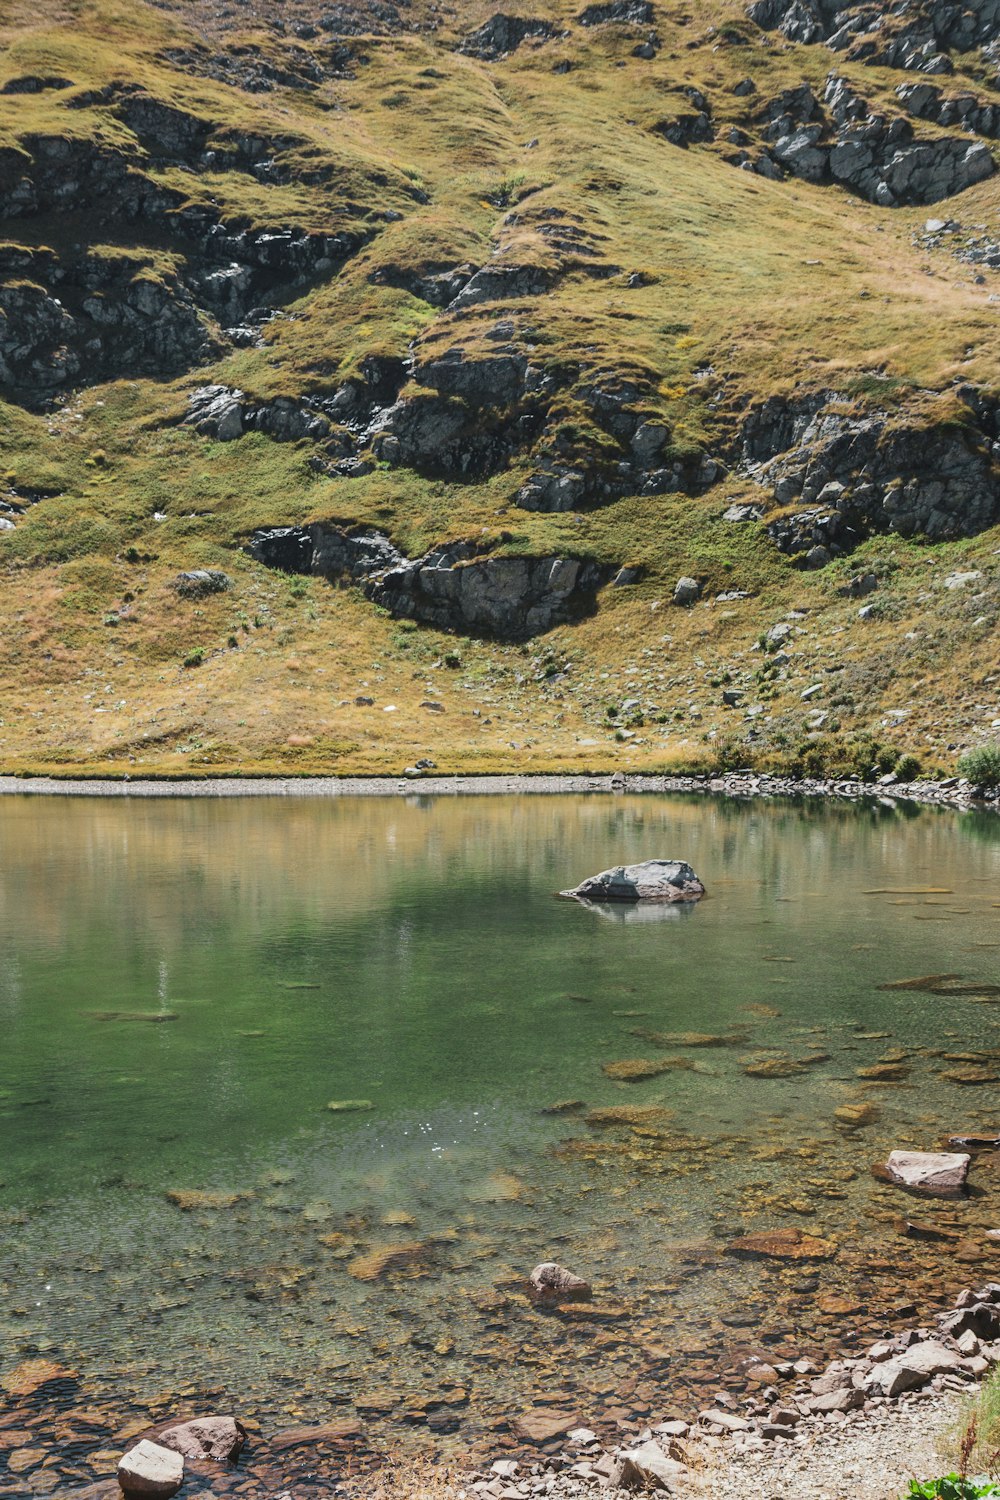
[{"left": 2, "top": 790, "right": 1000, "bottom": 1496}]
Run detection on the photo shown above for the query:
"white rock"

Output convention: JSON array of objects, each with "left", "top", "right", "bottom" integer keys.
[
  {"left": 884, "top": 1150, "right": 970, "bottom": 1197},
  {"left": 117, "top": 1439, "right": 184, "bottom": 1497},
  {"left": 618, "top": 1439, "right": 688, "bottom": 1490}
]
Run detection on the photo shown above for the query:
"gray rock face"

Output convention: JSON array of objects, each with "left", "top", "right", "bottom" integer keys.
[
  {"left": 738, "top": 386, "right": 1000, "bottom": 560},
  {"left": 459, "top": 14, "right": 556, "bottom": 60},
  {"left": 0, "top": 125, "right": 372, "bottom": 403},
  {"left": 117, "top": 1440, "right": 184, "bottom": 1498},
  {"left": 750, "top": 0, "right": 1000, "bottom": 75},
  {"left": 579, "top": 0, "right": 654, "bottom": 23},
  {"left": 247, "top": 524, "right": 610, "bottom": 641},
  {"left": 739, "top": 72, "right": 996, "bottom": 206},
  {"left": 560, "top": 859, "right": 706, "bottom": 903},
  {"left": 673, "top": 576, "right": 701, "bottom": 606}
]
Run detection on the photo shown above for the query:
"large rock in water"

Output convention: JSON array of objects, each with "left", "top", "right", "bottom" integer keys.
[
  {"left": 156, "top": 1415, "right": 246, "bottom": 1462},
  {"left": 881, "top": 1150, "right": 970, "bottom": 1198},
  {"left": 560, "top": 860, "right": 705, "bottom": 903}
]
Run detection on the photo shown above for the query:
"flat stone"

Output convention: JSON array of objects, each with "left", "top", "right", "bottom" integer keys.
[
  {"left": 271, "top": 1419, "right": 363, "bottom": 1450},
  {"left": 117, "top": 1440, "right": 184, "bottom": 1498},
  {"left": 512, "top": 1409, "right": 579, "bottom": 1444},
  {"left": 881, "top": 1150, "right": 970, "bottom": 1198},
  {"left": 725, "top": 1227, "right": 837, "bottom": 1261},
  {"left": 618, "top": 1438, "right": 688, "bottom": 1489},
  {"left": 1, "top": 1359, "right": 79, "bottom": 1398}
]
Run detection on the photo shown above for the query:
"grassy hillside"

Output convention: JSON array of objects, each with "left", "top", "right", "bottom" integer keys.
[{"left": 1, "top": 0, "right": 999, "bottom": 776}]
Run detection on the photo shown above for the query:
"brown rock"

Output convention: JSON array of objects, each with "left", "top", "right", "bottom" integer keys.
[
  {"left": 270, "top": 1419, "right": 363, "bottom": 1451},
  {"left": 2, "top": 1359, "right": 79, "bottom": 1399},
  {"left": 7, "top": 1447, "right": 47, "bottom": 1474},
  {"left": 347, "top": 1241, "right": 429, "bottom": 1281},
  {"left": 584, "top": 1106, "right": 675, "bottom": 1128},
  {"left": 834, "top": 1102, "right": 880, "bottom": 1130},
  {"left": 816, "top": 1292, "right": 862, "bottom": 1315},
  {"left": 857, "top": 1063, "right": 909, "bottom": 1081},
  {"left": 156, "top": 1416, "right": 245, "bottom": 1463},
  {"left": 942, "top": 1067, "right": 1000, "bottom": 1085},
  {"left": 602, "top": 1058, "right": 676, "bottom": 1082},
  {"left": 164, "top": 1190, "right": 249, "bottom": 1212},
  {"left": 512, "top": 1409, "right": 579, "bottom": 1444},
  {"left": 725, "top": 1228, "right": 837, "bottom": 1262},
  {"left": 527, "top": 1262, "right": 592, "bottom": 1302}
]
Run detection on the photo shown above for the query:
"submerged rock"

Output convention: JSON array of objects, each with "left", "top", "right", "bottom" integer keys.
[
  {"left": 560, "top": 859, "right": 705, "bottom": 903},
  {"left": 880, "top": 1149, "right": 971, "bottom": 1197},
  {"left": 725, "top": 1227, "right": 837, "bottom": 1261},
  {"left": 527, "top": 1262, "right": 592, "bottom": 1302}
]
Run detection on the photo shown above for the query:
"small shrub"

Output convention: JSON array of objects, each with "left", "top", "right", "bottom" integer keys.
[
  {"left": 906, "top": 1479, "right": 999, "bottom": 1499},
  {"left": 443, "top": 649, "right": 462, "bottom": 669},
  {"left": 958, "top": 744, "right": 1000, "bottom": 790},
  {"left": 895, "top": 753, "right": 921, "bottom": 782},
  {"left": 182, "top": 648, "right": 204, "bottom": 668}
]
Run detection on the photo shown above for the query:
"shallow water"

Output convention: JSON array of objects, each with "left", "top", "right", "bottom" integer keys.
[{"left": 2, "top": 792, "right": 1000, "bottom": 1490}]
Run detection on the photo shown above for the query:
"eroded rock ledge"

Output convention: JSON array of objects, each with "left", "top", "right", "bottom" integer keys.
[
  {"left": 736, "top": 385, "right": 1000, "bottom": 564},
  {"left": 247, "top": 524, "right": 610, "bottom": 640}
]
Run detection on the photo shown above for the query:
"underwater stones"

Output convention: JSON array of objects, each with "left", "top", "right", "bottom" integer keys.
[
  {"left": 326, "top": 1098, "right": 374, "bottom": 1113},
  {"left": 584, "top": 1105, "right": 675, "bottom": 1128},
  {"left": 740, "top": 1054, "right": 805, "bottom": 1079},
  {"left": 271, "top": 1418, "right": 363, "bottom": 1450},
  {"left": 528, "top": 1263, "right": 593, "bottom": 1303},
  {"left": 117, "top": 1440, "right": 184, "bottom": 1498},
  {"left": 833, "top": 1101, "right": 880, "bottom": 1130},
  {"left": 602, "top": 1058, "right": 678, "bottom": 1081},
  {"left": 881, "top": 1150, "right": 970, "bottom": 1198},
  {"left": 156, "top": 1416, "right": 245, "bottom": 1463},
  {"left": 164, "top": 1189, "right": 248, "bottom": 1211},
  {"left": 725, "top": 1228, "right": 837, "bottom": 1261},
  {"left": 2, "top": 1359, "right": 79, "bottom": 1399},
  {"left": 347, "top": 1241, "right": 430, "bottom": 1281},
  {"left": 512, "top": 1409, "right": 580, "bottom": 1443},
  {"left": 857, "top": 1062, "right": 909, "bottom": 1081},
  {"left": 560, "top": 860, "right": 705, "bottom": 903},
  {"left": 941, "top": 1065, "right": 1000, "bottom": 1085}
]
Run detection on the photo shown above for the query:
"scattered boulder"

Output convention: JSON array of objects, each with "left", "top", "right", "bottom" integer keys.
[
  {"left": 171, "top": 569, "right": 232, "bottom": 598},
  {"left": 672, "top": 576, "right": 701, "bottom": 606},
  {"left": 156, "top": 1416, "right": 246, "bottom": 1463},
  {"left": 880, "top": 1149, "right": 970, "bottom": 1198},
  {"left": 616, "top": 1437, "right": 688, "bottom": 1489},
  {"left": 117, "top": 1440, "right": 184, "bottom": 1498},
  {"left": 560, "top": 860, "right": 705, "bottom": 903},
  {"left": 527, "top": 1262, "right": 593, "bottom": 1302},
  {"left": 865, "top": 1340, "right": 966, "bottom": 1397}
]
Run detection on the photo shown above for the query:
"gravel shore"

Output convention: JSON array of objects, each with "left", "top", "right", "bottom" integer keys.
[
  {"left": 0, "top": 770, "right": 993, "bottom": 808},
  {"left": 693, "top": 1391, "right": 957, "bottom": 1500}
]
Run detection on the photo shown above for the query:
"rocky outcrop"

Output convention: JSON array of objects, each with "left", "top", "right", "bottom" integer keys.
[
  {"left": 247, "top": 524, "right": 610, "bottom": 640},
  {"left": 738, "top": 386, "right": 1000, "bottom": 561},
  {"left": 459, "top": 14, "right": 557, "bottom": 60},
  {"left": 749, "top": 0, "right": 1000, "bottom": 76},
  {"left": 897, "top": 81, "right": 1000, "bottom": 138},
  {"left": 559, "top": 859, "right": 705, "bottom": 903},
  {"left": 578, "top": 1, "right": 654, "bottom": 24},
  {"left": 735, "top": 73, "right": 995, "bottom": 205}
]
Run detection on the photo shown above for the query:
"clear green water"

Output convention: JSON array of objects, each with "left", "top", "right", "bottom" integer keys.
[{"left": 2, "top": 792, "right": 1000, "bottom": 1482}]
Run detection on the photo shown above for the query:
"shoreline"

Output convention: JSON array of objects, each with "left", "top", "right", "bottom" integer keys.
[{"left": 0, "top": 770, "right": 994, "bottom": 808}]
